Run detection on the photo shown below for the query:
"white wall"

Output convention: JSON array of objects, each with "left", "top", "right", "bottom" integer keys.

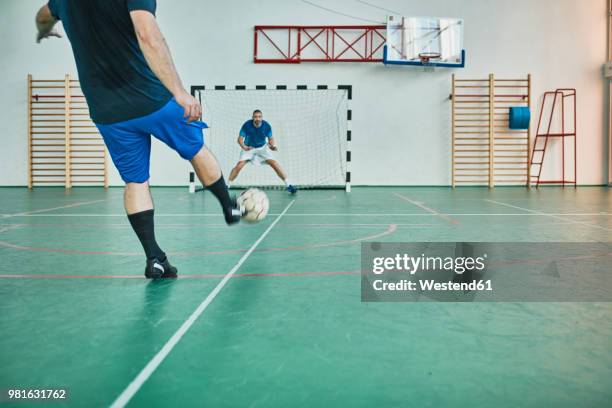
[{"left": 0, "top": 0, "right": 607, "bottom": 186}]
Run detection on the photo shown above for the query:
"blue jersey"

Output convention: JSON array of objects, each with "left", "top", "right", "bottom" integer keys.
[{"left": 239, "top": 120, "right": 272, "bottom": 148}]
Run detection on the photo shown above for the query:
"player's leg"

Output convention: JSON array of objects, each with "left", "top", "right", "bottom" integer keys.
[
  {"left": 96, "top": 121, "right": 176, "bottom": 279},
  {"left": 124, "top": 180, "right": 176, "bottom": 277},
  {"left": 266, "top": 159, "right": 287, "bottom": 180},
  {"left": 190, "top": 146, "right": 241, "bottom": 224},
  {"left": 124, "top": 181, "right": 153, "bottom": 214},
  {"left": 228, "top": 160, "right": 248, "bottom": 186},
  {"left": 229, "top": 147, "right": 256, "bottom": 188},
  {"left": 266, "top": 159, "right": 297, "bottom": 194},
  {"left": 190, "top": 145, "right": 220, "bottom": 184},
  {"left": 146, "top": 99, "right": 240, "bottom": 224}
]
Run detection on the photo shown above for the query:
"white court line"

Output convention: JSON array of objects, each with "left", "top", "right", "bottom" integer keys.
[
  {"left": 280, "top": 213, "right": 611, "bottom": 217},
  {"left": 485, "top": 199, "right": 612, "bottom": 232},
  {"left": 4, "top": 212, "right": 612, "bottom": 217},
  {"left": 392, "top": 192, "right": 459, "bottom": 225},
  {"left": 2, "top": 199, "right": 106, "bottom": 218},
  {"left": 0, "top": 224, "right": 23, "bottom": 233},
  {"left": 109, "top": 199, "right": 295, "bottom": 408}
]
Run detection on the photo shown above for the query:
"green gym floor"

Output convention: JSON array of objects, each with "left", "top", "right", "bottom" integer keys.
[{"left": 0, "top": 186, "right": 611, "bottom": 407}]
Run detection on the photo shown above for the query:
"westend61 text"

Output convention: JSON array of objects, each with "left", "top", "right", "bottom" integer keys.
[{"left": 372, "top": 279, "right": 493, "bottom": 292}]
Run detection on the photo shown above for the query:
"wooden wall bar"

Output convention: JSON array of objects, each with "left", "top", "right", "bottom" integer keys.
[
  {"left": 28, "top": 75, "right": 108, "bottom": 188},
  {"left": 451, "top": 74, "right": 531, "bottom": 187}
]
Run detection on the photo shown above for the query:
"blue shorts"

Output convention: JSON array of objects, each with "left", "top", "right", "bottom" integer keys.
[{"left": 96, "top": 98, "right": 206, "bottom": 183}]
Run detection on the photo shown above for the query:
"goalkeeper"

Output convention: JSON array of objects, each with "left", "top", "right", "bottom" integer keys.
[{"left": 228, "top": 110, "right": 297, "bottom": 194}]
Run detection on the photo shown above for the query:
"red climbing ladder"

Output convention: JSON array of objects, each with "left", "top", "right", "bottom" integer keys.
[{"left": 530, "top": 89, "right": 577, "bottom": 187}]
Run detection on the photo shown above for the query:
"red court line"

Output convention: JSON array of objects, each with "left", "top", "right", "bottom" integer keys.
[
  {"left": 3, "top": 253, "right": 609, "bottom": 281},
  {"left": 0, "top": 270, "right": 360, "bottom": 280},
  {"left": 0, "top": 222, "right": 433, "bottom": 229},
  {"left": 0, "top": 224, "right": 397, "bottom": 257}
]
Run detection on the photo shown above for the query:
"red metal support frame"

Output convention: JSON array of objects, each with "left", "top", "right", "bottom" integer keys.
[
  {"left": 254, "top": 25, "right": 386, "bottom": 63},
  {"left": 530, "top": 89, "right": 577, "bottom": 187}
]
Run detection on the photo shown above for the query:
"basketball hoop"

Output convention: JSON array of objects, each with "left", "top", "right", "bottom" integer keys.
[{"left": 419, "top": 52, "right": 441, "bottom": 72}]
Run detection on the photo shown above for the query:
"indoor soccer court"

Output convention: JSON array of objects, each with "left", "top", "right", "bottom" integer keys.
[
  {"left": 1, "top": 187, "right": 611, "bottom": 406},
  {"left": 1, "top": 0, "right": 612, "bottom": 407}
]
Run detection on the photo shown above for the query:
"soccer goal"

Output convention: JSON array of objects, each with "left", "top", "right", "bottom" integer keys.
[{"left": 189, "top": 85, "right": 352, "bottom": 191}]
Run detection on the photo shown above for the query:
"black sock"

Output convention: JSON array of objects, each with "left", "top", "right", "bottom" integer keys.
[
  {"left": 206, "top": 176, "right": 234, "bottom": 222},
  {"left": 127, "top": 209, "right": 166, "bottom": 260}
]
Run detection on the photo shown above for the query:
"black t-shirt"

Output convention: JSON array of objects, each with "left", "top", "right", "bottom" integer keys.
[{"left": 48, "top": 0, "right": 172, "bottom": 124}]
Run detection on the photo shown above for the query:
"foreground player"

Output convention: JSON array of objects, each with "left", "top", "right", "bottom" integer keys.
[
  {"left": 228, "top": 110, "right": 297, "bottom": 194},
  {"left": 35, "top": 0, "right": 241, "bottom": 279}
]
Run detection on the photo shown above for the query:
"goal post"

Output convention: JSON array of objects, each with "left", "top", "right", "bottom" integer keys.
[{"left": 189, "top": 85, "right": 352, "bottom": 192}]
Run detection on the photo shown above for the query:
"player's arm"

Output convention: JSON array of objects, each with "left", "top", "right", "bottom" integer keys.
[
  {"left": 267, "top": 127, "right": 277, "bottom": 151},
  {"left": 237, "top": 135, "right": 251, "bottom": 151},
  {"left": 35, "top": 4, "right": 61, "bottom": 43},
  {"left": 130, "top": 10, "right": 200, "bottom": 122},
  {"left": 267, "top": 137, "right": 278, "bottom": 151}
]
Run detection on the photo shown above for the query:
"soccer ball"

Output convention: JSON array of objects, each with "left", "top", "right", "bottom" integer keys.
[{"left": 237, "top": 188, "right": 269, "bottom": 223}]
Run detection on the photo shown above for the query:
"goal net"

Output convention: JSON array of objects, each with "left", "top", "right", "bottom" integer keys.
[{"left": 194, "top": 87, "right": 349, "bottom": 189}]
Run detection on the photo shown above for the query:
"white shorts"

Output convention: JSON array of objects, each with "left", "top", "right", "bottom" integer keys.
[{"left": 239, "top": 145, "right": 275, "bottom": 165}]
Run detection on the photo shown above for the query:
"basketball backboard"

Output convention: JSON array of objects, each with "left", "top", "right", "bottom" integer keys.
[{"left": 383, "top": 16, "right": 465, "bottom": 68}]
